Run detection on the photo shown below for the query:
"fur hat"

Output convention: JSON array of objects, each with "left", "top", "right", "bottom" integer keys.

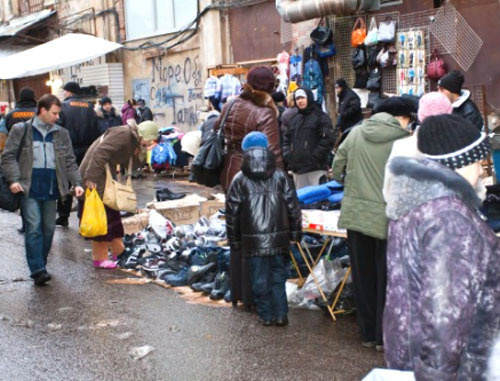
[
  {"left": 438, "top": 70, "right": 464, "bottom": 95},
  {"left": 19, "top": 87, "right": 35, "bottom": 102},
  {"left": 241, "top": 131, "right": 269, "bottom": 152},
  {"left": 63, "top": 81, "right": 80, "bottom": 94},
  {"left": 418, "top": 114, "right": 490, "bottom": 170},
  {"left": 374, "top": 96, "right": 417, "bottom": 117},
  {"left": 418, "top": 92, "right": 453, "bottom": 122},
  {"left": 247, "top": 66, "right": 275, "bottom": 94},
  {"left": 137, "top": 121, "right": 159, "bottom": 142}
]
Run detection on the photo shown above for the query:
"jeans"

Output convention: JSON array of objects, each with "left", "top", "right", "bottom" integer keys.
[
  {"left": 249, "top": 255, "right": 289, "bottom": 321},
  {"left": 21, "top": 197, "right": 57, "bottom": 277}
]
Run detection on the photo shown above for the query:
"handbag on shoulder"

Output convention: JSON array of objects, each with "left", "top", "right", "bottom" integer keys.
[{"left": 103, "top": 158, "right": 137, "bottom": 213}]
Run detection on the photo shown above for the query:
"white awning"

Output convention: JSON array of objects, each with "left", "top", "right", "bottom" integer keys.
[
  {"left": 0, "top": 33, "right": 123, "bottom": 79},
  {"left": 0, "top": 9, "right": 56, "bottom": 38}
]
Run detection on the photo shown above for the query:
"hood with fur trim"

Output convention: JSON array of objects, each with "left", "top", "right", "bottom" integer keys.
[
  {"left": 239, "top": 83, "right": 279, "bottom": 117},
  {"left": 453, "top": 89, "right": 471, "bottom": 108},
  {"left": 386, "top": 156, "right": 481, "bottom": 220}
]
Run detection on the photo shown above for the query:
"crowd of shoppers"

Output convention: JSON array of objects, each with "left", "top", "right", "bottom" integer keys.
[{"left": 1, "top": 65, "right": 497, "bottom": 378}]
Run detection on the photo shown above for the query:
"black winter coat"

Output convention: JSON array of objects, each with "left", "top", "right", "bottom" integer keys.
[
  {"left": 138, "top": 106, "right": 154, "bottom": 123},
  {"left": 453, "top": 91, "right": 484, "bottom": 130},
  {"left": 282, "top": 89, "right": 335, "bottom": 174},
  {"left": 226, "top": 147, "right": 302, "bottom": 256},
  {"left": 5, "top": 100, "right": 37, "bottom": 132},
  {"left": 58, "top": 96, "right": 99, "bottom": 162},
  {"left": 336, "top": 87, "right": 363, "bottom": 132},
  {"left": 96, "top": 107, "right": 122, "bottom": 135}
]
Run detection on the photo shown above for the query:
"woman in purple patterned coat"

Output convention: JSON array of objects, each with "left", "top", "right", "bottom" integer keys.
[{"left": 384, "top": 114, "right": 500, "bottom": 380}]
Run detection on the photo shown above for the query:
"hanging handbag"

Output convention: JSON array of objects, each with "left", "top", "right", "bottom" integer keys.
[
  {"left": 310, "top": 25, "right": 333, "bottom": 46},
  {"left": 352, "top": 46, "right": 366, "bottom": 69},
  {"left": 378, "top": 16, "right": 397, "bottom": 43},
  {"left": 427, "top": 49, "right": 447, "bottom": 80},
  {"left": 367, "top": 45, "right": 382, "bottom": 68},
  {"left": 351, "top": 17, "right": 367, "bottom": 47},
  {"left": 364, "top": 17, "right": 379, "bottom": 46},
  {"left": 354, "top": 69, "right": 369, "bottom": 89},
  {"left": 103, "top": 157, "right": 137, "bottom": 213},
  {"left": 366, "top": 67, "right": 382, "bottom": 91},
  {"left": 376, "top": 47, "right": 390, "bottom": 68},
  {"left": 0, "top": 122, "right": 28, "bottom": 212},
  {"left": 191, "top": 100, "right": 235, "bottom": 187}
]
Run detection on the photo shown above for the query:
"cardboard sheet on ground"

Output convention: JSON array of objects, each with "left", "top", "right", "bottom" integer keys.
[{"left": 118, "top": 269, "right": 230, "bottom": 308}]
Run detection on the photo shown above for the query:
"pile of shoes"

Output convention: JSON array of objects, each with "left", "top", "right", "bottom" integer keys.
[{"left": 117, "top": 215, "right": 232, "bottom": 302}]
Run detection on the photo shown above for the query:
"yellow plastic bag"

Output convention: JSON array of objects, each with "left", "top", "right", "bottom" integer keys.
[{"left": 79, "top": 188, "right": 108, "bottom": 238}]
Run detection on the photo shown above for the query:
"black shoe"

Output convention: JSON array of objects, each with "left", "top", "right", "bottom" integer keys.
[
  {"left": 209, "top": 272, "right": 230, "bottom": 300},
  {"left": 17, "top": 225, "right": 25, "bottom": 234},
  {"left": 33, "top": 271, "right": 51, "bottom": 286},
  {"left": 258, "top": 317, "right": 273, "bottom": 327},
  {"left": 275, "top": 316, "right": 289, "bottom": 327},
  {"left": 56, "top": 217, "right": 69, "bottom": 227},
  {"left": 191, "top": 271, "right": 216, "bottom": 292},
  {"left": 187, "top": 262, "right": 216, "bottom": 285},
  {"left": 156, "top": 187, "right": 186, "bottom": 201},
  {"left": 223, "top": 289, "right": 232, "bottom": 303}
]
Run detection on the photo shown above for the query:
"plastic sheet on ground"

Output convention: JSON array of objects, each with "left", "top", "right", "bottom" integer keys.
[
  {"left": 148, "top": 209, "right": 173, "bottom": 239},
  {"left": 105, "top": 278, "right": 153, "bottom": 285},
  {"left": 129, "top": 345, "right": 155, "bottom": 360},
  {"left": 362, "top": 369, "right": 415, "bottom": 381}
]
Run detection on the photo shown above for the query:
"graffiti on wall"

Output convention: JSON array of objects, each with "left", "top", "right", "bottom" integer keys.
[
  {"left": 147, "top": 53, "right": 203, "bottom": 129},
  {"left": 132, "top": 79, "right": 150, "bottom": 105}
]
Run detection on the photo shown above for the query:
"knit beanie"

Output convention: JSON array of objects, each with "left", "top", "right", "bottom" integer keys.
[
  {"left": 418, "top": 92, "right": 453, "bottom": 122},
  {"left": 19, "top": 87, "right": 35, "bottom": 102},
  {"left": 100, "top": 96, "right": 112, "bottom": 105},
  {"left": 373, "top": 96, "right": 417, "bottom": 117},
  {"left": 247, "top": 66, "right": 275, "bottom": 94},
  {"left": 137, "top": 120, "right": 159, "bottom": 142},
  {"left": 63, "top": 81, "right": 80, "bottom": 94},
  {"left": 241, "top": 131, "right": 269, "bottom": 152},
  {"left": 438, "top": 70, "right": 464, "bottom": 95},
  {"left": 418, "top": 114, "right": 490, "bottom": 170}
]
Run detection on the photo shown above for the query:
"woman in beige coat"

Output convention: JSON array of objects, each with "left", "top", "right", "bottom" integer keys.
[{"left": 79, "top": 121, "right": 159, "bottom": 268}]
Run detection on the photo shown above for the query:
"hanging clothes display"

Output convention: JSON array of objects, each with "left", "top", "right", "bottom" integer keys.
[
  {"left": 303, "top": 56, "right": 325, "bottom": 105},
  {"left": 219, "top": 74, "right": 242, "bottom": 101},
  {"left": 290, "top": 53, "right": 303, "bottom": 83},
  {"left": 204, "top": 76, "right": 222, "bottom": 111},
  {"left": 277, "top": 50, "right": 290, "bottom": 96}
]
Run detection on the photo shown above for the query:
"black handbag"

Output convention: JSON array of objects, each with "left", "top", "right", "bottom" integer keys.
[
  {"left": 354, "top": 69, "right": 369, "bottom": 89},
  {"left": 367, "top": 45, "right": 381, "bottom": 68},
  {"left": 352, "top": 46, "right": 366, "bottom": 70},
  {"left": 0, "top": 122, "right": 28, "bottom": 212},
  {"left": 366, "top": 67, "right": 381, "bottom": 91},
  {"left": 191, "top": 100, "right": 235, "bottom": 187}
]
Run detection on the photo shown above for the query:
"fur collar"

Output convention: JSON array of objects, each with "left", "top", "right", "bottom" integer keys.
[
  {"left": 386, "top": 156, "right": 481, "bottom": 220},
  {"left": 239, "top": 83, "right": 279, "bottom": 116},
  {"left": 453, "top": 89, "right": 471, "bottom": 108}
]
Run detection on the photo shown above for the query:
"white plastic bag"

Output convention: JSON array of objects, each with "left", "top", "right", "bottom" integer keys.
[
  {"left": 149, "top": 209, "right": 173, "bottom": 239},
  {"left": 364, "top": 17, "right": 379, "bottom": 46},
  {"left": 378, "top": 17, "right": 396, "bottom": 43},
  {"left": 362, "top": 369, "right": 415, "bottom": 381},
  {"left": 300, "top": 258, "right": 346, "bottom": 301}
]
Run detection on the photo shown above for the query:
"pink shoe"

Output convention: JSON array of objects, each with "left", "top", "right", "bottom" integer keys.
[{"left": 93, "top": 260, "right": 118, "bottom": 269}]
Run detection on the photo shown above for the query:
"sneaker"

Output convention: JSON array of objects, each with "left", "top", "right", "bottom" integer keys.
[
  {"left": 164, "top": 267, "right": 189, "bottom": 287},
  {"left": 200, "top": 281, "right": 216, "bottom": 294},
  {"left": 223, "top": 289, "right": 232, "bottom": 303},
  {"left": 33, "top": 270, "right": 51, "bottom": 286},
  {"left": 210, "top": 272, "right": 230, "bottom": 300},
  {"left": 191, "top": 271, "right": 216, "bottom": 292},
  {"left": 55, "top": 217, "right": 69, "bottom": 227},
  {"left": 187, "top": 262, "right": 216, "bottom": 285}
]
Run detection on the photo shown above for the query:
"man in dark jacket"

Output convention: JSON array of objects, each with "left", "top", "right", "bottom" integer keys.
[
  {"left": 226, "top": 132, "right": 302, "bottom": 326},
  {"left": 335, "top": 79, "right": 363, "bottom": 136},
  {"left": 137, "top": 99, "right": 153, "bottom": 123},
  {"left": 438, "top": 70, "right": 484, "bottom": 130},
  {"left": 282, "top": 88, "right": 335, "bottom": 189},
  {"left": 1, "top": 94, "right": 83, "bottom": 285},
  {"left": 56, "top": 81, "right": 99, "bottom": 227},
  {"left": 5, "top": 87, "right": 37, "bottom": 133},
  {"left": 96, "top": 96, "right": 122, "bottom": 134}
]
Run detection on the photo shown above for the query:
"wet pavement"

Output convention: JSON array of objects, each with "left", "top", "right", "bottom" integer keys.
[{"left": 0, "top": 175, "right": 384, "bottom": 380}]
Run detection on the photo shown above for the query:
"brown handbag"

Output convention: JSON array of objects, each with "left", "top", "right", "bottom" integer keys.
[{"left": 103, "top": 158, "right": 137, "bottom": 213}]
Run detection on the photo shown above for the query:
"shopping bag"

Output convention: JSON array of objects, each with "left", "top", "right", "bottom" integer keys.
[
  {"left": 351, "top": 17, "right": 367, "bottom": 47},
  {"left": 103, "top": 158, "right": 137, "bottom": 213},
  {"left": 79, "top": 188, "right": 108, "bottom": 238},
  {"left": 364, "top": 17, "right": 379, "bottom": 46},
  {"left": 378, "top": 16, "right": 397, "bottom": 43}
]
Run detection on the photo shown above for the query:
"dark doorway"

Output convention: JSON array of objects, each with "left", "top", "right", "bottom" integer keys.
[{"left": 13, "top": 73, "right": 50, "bottom": 101}]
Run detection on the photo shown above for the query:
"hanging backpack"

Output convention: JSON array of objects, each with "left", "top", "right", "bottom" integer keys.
[
  {"left": 352, "top": 46, "right": 366, "bottom": 70},
  {"left": 311, "top": 25, "right": 336, "bottom": 58}
]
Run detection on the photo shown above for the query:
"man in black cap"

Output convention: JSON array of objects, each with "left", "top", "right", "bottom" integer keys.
[
  {"left": 56, "top": 81, "right": 99, "bottom": 227},
  {"left": 137, "top": 99, "right": 153, "bottom": 123},
  {"left": 332, "top": 96, "right": 416, "bottom": 352},
  {"left": 96, "top": 96, "right": 122, "bottom": 134},
  {"left": 438, "top": 70, "right": 484, "bottom": 130},
  {"left": 5, "top": 87, "right": 37, "bottom": 133}
]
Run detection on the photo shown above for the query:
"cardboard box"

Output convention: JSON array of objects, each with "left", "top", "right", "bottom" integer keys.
[
  {"left": 122, "top": 212, "right": 150, "bottom": 234},
  {"left": 301, "top": 210, "right": 346, "bottom": 235},
  {"left": 150, "top": 194, "right": 208, "bottom": 225},
  {"left": 200, "top": 200, "right": 225, "bottom": 218}
]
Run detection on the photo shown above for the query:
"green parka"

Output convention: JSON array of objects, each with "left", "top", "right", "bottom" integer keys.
[{"left": 332, "top": 112, "right": 409, "bottom": 239}]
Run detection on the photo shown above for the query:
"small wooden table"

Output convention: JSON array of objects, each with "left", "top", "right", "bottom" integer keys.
[{"left": 290, "top": 227, "right": 350, "bottom": 321}]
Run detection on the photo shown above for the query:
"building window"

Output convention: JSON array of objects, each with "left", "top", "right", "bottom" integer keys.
[
  {"left": 380, "top": 0, "right": 403, "bottom": 6},
  {"left": 125, "top": 0, "right": 198, "bottom": 40}
]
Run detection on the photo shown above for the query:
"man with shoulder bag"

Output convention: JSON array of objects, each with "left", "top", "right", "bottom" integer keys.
[{"left": 1, "top": 94, "right": 84, "bottom": 286}]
